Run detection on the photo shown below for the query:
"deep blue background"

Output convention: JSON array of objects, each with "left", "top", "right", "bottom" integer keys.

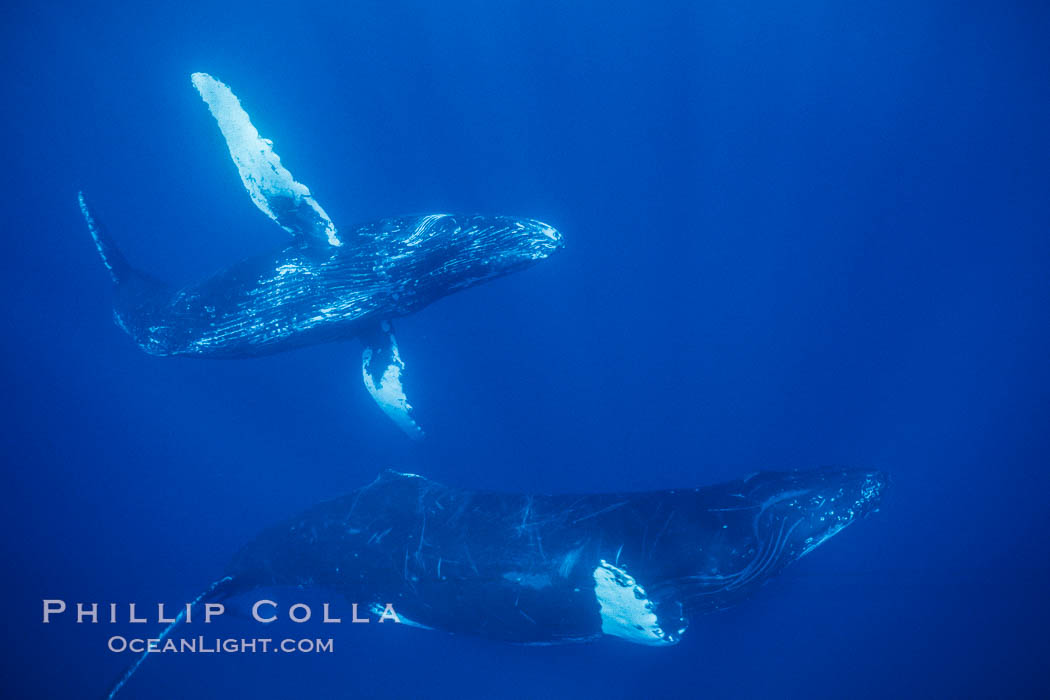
[{"left": 2, "top": 1, "right": 1048, "bottom": 698}]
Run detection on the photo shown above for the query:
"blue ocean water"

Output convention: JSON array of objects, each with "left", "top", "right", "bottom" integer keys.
[{"left": 2, "top": 1, "right": 1048, "bottom": 697}]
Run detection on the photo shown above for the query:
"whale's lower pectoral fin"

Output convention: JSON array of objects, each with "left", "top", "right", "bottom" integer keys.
[
  {"left": 361, "top": 321, "right": 424, "bottom": 439},
  {"left": 593, "top": 560, "right": 686, "bottom": 646},
  {"left": 191, "top": 72, "right": 342, "bottom": 248}
]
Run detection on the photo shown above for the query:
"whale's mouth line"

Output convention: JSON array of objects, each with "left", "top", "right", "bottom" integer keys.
[
  {"left": 736, "top": 517, "right": 803, "bottom": 591},
  {"left": 799, "top": 519, "right": 853, "bottom": 558},
  {"left": 689, "top": 514, "right": 803, "bottom": 593}
]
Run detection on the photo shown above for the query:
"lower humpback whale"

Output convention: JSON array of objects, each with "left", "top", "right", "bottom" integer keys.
[
  {"left": 80, "top": 73, "right": 563, "bottom": 437},
  {"left": 105, "top": 467, "right": 886, "bottom": 697}
]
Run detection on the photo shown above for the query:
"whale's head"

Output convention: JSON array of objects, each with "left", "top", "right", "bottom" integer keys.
[
  {"left": 740, "top": 468, "right": 888, "bottom": 560},
  {"left": 436, "top": 214, "right": 563, "bottom": 292},
  {"left": 473, "top": 215, "right": 564, "bottom": 267},
  {"left": 380, "top": 214, "right": 563, "bottom": 303},
  {"left": 663, "top": 468, "right": 887, "bottom": 614}
]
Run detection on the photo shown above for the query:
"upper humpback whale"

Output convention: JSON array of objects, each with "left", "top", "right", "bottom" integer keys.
[
  {"left": 79, "top": 73, "right": 563, "bottom": 437},
  {"left": 104, "top": 467, "right": 886, "bottom": 697}
]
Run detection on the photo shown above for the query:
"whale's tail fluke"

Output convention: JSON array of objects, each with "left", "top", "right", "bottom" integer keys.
[
  {"left": 104, "top": 576, "right": 237, "bottom": 699},
  {"left": 78, "top": 192, "right": 133, "bottom": 284}
]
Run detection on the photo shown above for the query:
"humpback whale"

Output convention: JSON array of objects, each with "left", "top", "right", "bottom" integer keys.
[
  {"left": 105, "top": 467, "right": 886, "bottom": 697},
  {"left": 79, "top": 73, "right": 563, "bottom": 437}
]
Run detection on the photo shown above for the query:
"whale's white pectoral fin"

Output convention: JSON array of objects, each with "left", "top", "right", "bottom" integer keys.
[
  {"left": 361, "top": 321, "right": 424, "bottom": 439},
  {"left": 191, "top": 72, "right": 342, "bottom": 248},
  {"left": 592, "top": 560, "right": 683, "bottom": 646}
]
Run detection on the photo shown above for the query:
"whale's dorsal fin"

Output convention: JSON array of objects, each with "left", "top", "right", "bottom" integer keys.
[
  {"left": 361, "top": 320, "right": 424, "bottom": 439},
  {"left": 191, "top": 72, "right": 342, "bottom": 248}
]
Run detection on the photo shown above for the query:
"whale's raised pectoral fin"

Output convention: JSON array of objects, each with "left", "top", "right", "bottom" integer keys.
[
  {"left": 361, "top": 321, "right": 424, "bottom": 439},
  {"left": 191, "top": 72, "right": 342, "bottom": 248}
]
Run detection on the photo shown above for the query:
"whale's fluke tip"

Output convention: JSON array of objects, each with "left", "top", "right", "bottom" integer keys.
[
  {"left": 104, "top": 576, "right": 236, "bottom": 699},
  {"left": 77, "top": 192, "right": 132, "bottom": 285}
]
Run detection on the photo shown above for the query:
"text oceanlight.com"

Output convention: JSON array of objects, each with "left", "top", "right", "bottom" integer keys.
[{"left": 108, "top": 636, "right": 334, "bottom": 654}]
